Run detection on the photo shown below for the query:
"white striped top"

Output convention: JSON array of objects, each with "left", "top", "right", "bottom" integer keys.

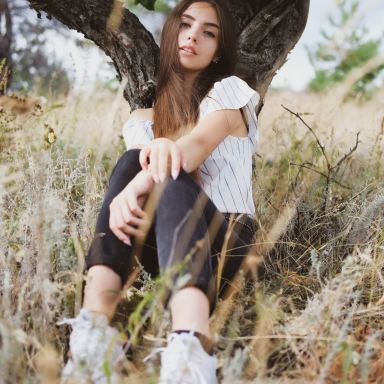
[{"left": 122, "top": 75, "right": 260, "bottom": 215}]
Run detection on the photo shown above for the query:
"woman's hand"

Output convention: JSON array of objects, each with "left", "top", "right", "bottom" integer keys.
[
  {"left": 109, "top": 170, "right": 153, "bottom": 246},
  {"left": 139, "top": 138, "right": 184, "bottom": 183}
]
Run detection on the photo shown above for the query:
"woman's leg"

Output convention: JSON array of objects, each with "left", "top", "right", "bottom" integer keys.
[
  {"left": 210, "top": 212, "right": 257, "bottom": 299},
  {"left": 154, "top": 170, "right": 252, "bottom": 338},
  {"left": 154, "top": 171, "right": 256, "bottom": 339},
  {"left": 170, "top": 287, "right": 211, "bottom": 336},
  {"left": 154, "top": 171, "right": 213, "bottom": 336},
  {"left": 84, "top": 149, "right": 159, "bottom": 318},
  {"left": 82, "top": 265, "right": 122, "bottom": 320}
]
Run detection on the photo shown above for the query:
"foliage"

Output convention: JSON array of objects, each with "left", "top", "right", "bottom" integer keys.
[
  {"left": 125, "top": 0, "right": 177, "bottom": 14},
  {"left": 133, "top": 0, "right": 156, "bottom": 10},
  {"left": 307, "top": 0, "right": 384, "bottom": 97}
]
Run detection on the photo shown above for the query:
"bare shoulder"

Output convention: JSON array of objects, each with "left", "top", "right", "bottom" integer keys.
[
  {"left": 205, "top": 108, "right": 247, "bottom": 138},
  {"left": 129, "top": 107, "right": 154, "bottom": 121}
]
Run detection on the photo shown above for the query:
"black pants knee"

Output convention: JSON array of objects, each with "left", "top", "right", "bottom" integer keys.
[{"left": 86, "top": 149, "right": 256, "bottom": 313}]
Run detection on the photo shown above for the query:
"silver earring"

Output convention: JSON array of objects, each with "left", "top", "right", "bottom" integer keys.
[{"left": 213, "top": 57, "right": 220, "bottom": 64}]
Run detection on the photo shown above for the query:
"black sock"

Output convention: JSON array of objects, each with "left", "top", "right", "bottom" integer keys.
[{"left": 171, "top": 330, "right": 214, "bottom": 356}]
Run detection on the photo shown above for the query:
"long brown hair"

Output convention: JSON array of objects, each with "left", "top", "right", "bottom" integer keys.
[{"left": 153, "top": 0, "right": 237, "bottom": 139}]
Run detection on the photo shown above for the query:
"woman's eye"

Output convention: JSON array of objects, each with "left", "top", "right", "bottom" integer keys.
[
  {"left": 180, "top": 20, "right": 215, "bottom": 38},
  {"left": 204, "top": 31, "right": 215, "bottom": 38}
]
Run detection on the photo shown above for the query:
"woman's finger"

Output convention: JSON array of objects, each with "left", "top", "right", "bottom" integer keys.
[
  {"left": 114, "top": 206, "right": 128, "bottom": 232},
  {"left": 124, "top": 209, "right": 148, "bottom": 232},
  {"left": 109, "top": 200, "right": 119, "bottom": 229},
  {"left": 149, "top": 146, "right": 159, "bottom": 183},
  {"left": 158, "top": 144, "right": 169, "bottom": 182},
  {"left": 110, "top": 207, "right": 144, "bottom": 242},
  {"left": 113, "top": 197, "right": 140, "bottom": 226},
  {"left": 115, "top": 227, "right": 132, "bottom": 246},
  {"left": 109, "top": 205, "right": 132, "bottom": 245},
  {"left": 170, "top": 145, "right": 181, "bottom": 180},
  {"left": 125, "top": 214, "right": 145, "bottom": 227},
  {"left": 120, "top": 224, "right": 145, "bottom": 238},
  {"left": 139, "top": 147, "right": 151, "bottom": 170},
  {"left": 120, "top": 198, "right": 134, "bottom": 224},
  {"left": 126, "top": 192, "right": 146, "bottom": 218}
]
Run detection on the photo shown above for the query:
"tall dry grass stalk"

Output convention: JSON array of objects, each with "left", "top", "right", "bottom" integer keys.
[{"left": 0, "top": 73, "right": 383, "bottom": 383}]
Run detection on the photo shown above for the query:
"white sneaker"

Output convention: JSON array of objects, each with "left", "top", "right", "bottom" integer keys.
[
  {"left": 58, "top": 308, "right": 126, "bottom": 384},
  {"left": 145, "top": 331, "right": 217, "bottom": 384}
]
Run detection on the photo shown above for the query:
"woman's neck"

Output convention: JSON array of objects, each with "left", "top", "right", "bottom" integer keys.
[{"left": 183, "top": 71, "right": 199, "bottom": 95}]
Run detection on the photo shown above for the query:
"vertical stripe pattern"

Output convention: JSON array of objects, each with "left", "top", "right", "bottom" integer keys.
[{"left": 198, "top": 76, "right": 259, "bottom": 214}]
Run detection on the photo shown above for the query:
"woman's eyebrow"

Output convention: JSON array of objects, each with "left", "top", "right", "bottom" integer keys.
[{"left": 182, "top": 13, "right": 219, "bottom": 29}]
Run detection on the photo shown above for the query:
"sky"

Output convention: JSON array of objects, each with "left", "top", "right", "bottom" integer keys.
[{"left": 49, "top": 0, "right": 384, "bottom": 93}]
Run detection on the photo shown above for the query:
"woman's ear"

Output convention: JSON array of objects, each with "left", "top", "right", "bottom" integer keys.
[{"left": 212, "top": 47, "right": 221, "bottom": 64}]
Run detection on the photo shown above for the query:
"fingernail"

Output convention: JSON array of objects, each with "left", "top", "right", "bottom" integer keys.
[
  {"left": 159, "top": 172, "right": 166, "bottom": 182},
  {"left": 172, "top": 170, "right": 179, "bottom": 180},
  {"left": 153, "top": 175, "right": 159, "bottom": 183},
  {"left": 124, "top": 239, "right": 132, "bottom": 246}
]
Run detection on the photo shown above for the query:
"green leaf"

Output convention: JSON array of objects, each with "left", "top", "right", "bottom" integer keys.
[{"left": 134, "top": 0, "right": 156, "bottom": 10}]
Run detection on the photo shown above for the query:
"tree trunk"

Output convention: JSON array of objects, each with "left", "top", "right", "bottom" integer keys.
[
  {"left": 27, "top": 0, "right": 310, "bottom": 113},
  {"left": 0, "top": 0, "right": 13, "bottom": 94}
]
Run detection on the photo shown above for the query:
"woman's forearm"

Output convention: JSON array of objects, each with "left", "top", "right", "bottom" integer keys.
[
  {"left": 175, "top": 110, "right": 236, "bottom": 173},
  {"left": 176, "top": 135, "right": 207, "bottom": 173}
]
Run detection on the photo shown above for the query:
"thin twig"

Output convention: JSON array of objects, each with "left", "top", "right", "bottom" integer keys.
[
  {"left": 282, "top": 104, "right": 330, "bottom": 168},
  {"left": 290, "top": 162, "right": 352, "bottom": 189},
  {"left": 332, "top": 131, "right": 361, "bottom": 170}
]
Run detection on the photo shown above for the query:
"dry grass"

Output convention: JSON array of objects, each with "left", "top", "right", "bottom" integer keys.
[{"left": 0, "top": 80, "right": 383, "bottom": 383}]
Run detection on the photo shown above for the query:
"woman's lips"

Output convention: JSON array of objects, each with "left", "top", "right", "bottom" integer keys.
[{"left": 180, "top": 46, "right": 197, "bottom": 55}]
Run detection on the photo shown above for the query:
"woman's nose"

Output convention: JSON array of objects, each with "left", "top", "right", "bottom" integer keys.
[{"left": 188, "top": 28, "right": 198, "bottom": 42}]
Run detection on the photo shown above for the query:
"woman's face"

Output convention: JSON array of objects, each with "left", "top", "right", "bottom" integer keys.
[{"left": 178, "top": 2, "right": 220, "bottom": 74}]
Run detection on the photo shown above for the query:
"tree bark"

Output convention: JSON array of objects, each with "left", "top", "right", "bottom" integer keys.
[
  {"left": 233, "top": 0, "right": 310, "bottom": 111},
  {"left": 0, "top": 0, "right": 13, "bottom": 94},
  {"left": 27, "top": 0, "right": 309, "bottom": 113}
]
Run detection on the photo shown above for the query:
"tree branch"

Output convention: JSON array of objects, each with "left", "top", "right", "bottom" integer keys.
[
  {"left": 290, "top": 163, "right": 352, "bottom": 190},
  {"left": 282, "top": 104, "right": 330, "bottom": 168},
  {"left": 28, "top": 0, "right": 159, "bottom": 109},
  {"left": 332, "top": 132, "right": 360, "bottom": 171}
]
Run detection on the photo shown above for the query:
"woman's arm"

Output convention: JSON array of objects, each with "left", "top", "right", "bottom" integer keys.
[
  {"left": 176, "top": 109, "right": 244, "bottom": 172},
  {"left": 140, "top": 109, "right": 245, "bottom": 181}
]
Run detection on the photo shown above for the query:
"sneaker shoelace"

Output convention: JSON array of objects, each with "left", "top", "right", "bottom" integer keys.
[{"left": 144, "top": 333, "right": 211, "bottom": 384}]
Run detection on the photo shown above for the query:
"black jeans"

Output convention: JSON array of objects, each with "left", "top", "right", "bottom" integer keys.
[{"left": 86, "top": 149, "right": 256, "bottom": 314}]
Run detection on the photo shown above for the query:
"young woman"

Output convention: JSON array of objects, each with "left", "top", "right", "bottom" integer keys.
[{"left": 60, "top": 1, "right": 259, "bottom": 383}]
